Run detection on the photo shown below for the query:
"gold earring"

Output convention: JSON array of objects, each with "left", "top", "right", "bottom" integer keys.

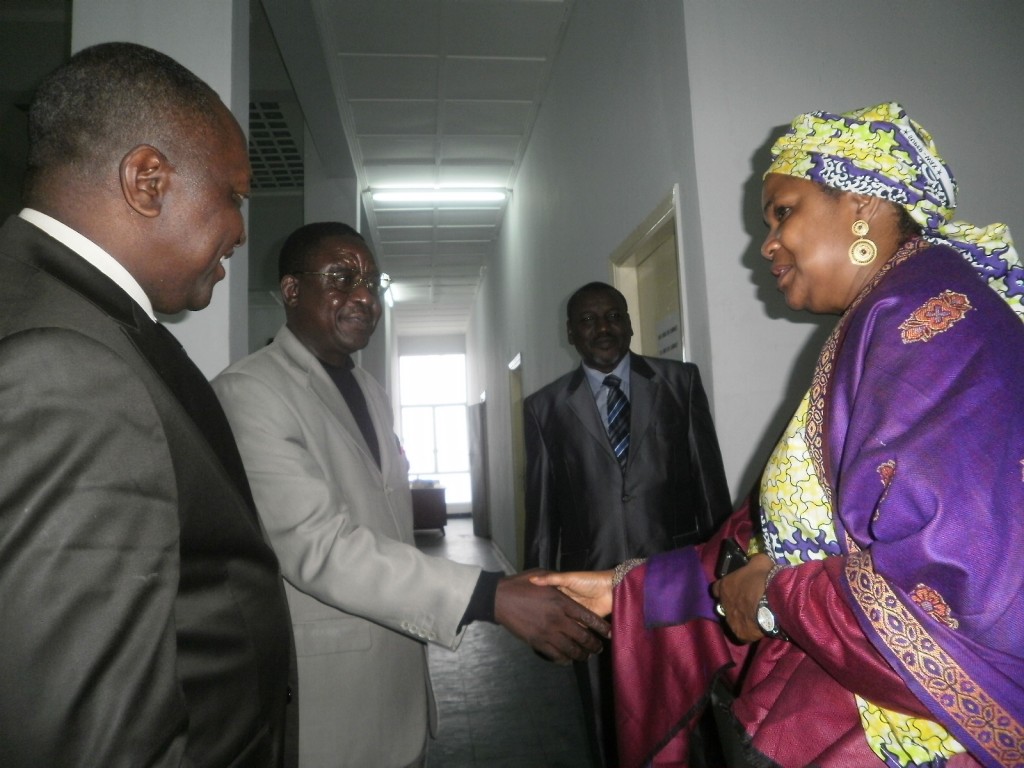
[{"left": 849, "top": 219, "right": 877, "bottom": 265}]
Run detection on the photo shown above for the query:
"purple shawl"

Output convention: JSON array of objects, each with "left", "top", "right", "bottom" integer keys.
[{"left": 823, "top": 242, "right": 1024, "bottom": 766}]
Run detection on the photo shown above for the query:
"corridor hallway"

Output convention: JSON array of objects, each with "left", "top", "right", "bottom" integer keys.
[{"left": 415, "top": 517, "right": 593, "bottom": 767}]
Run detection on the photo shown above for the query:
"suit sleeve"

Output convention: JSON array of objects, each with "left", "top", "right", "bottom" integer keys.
[
  {"left": 683, "top": 365, "right": 732, "bottom": 539},
  {"left": 0, "top": 330, "right": 187, "bottom": 767},
  {"left": 523, "top": 396, "right": 557, "bottom": 570},
  {"left": 213, "top": 369, "right": 480, "bottom": 650}
]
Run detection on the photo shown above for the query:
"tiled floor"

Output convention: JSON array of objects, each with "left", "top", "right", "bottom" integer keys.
[{"left": 415, "top": 516, "right": 594, "bottom": 768}]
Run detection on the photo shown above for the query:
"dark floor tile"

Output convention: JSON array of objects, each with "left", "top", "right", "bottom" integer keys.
[{"left": 418, "top": 517, "right": 593, "bottom": 768}]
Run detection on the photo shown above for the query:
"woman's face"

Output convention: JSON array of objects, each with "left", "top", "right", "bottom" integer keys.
[{"left": 760, "top": 174, "right": 880, "bottom": 314}]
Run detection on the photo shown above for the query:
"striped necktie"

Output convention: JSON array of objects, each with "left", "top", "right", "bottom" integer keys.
[{"left": 604, "top": 374, "right": 630, "bottom": 471}]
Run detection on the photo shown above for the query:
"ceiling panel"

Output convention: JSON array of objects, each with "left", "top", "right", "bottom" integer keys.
[
  {"left": 441, "top": 100, "right": 533, "bottom": 135},
  {"left": 350, "top": 101, "right": 438, "bottom": 135},
  {"left": 436, "top": 162, "right": 515, "bottom": 187},
  {"left": 373, "top": 208, "right": 438, "bottom": 227},
  {"left": 431, "top": 240, "right": 493, "bottom": 256},
  {"left": 434, "top": 225, "right": 494, "bottom": 240},
  {"left": 443, "top": 57, "right": 547, "bottom": 100},
  {"left": 447, "top": 1, "right": 568, "bottom": 57},
  {"left": 433, "top": 255, "right": 488, "bottom": 269},
  {"left": 323, "top": 0, "right": 442, "bottom": 55},
  {"left": 339, "top": 54, "right": 439, "bottom": 99},
  {"left": 362, "top": 162, "right": 439, "bottom": 188},
  {"left": 378, "top": 226, "right": 437, "bottom": 243},
  {"left": 379, "top": 242, "right": 437, "bottom": 258},
  {"left": 439, "top": 134, "right": 521, "bottom": 162},
  {"left": 358, "top": 136, "right": 437, "bottom": 162}
]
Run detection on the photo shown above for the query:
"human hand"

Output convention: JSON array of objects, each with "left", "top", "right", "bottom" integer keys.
[
  {"left": 495, "top": 570, "right": 611, "bottom": 664},
  {"left": 529, "top": 570, "right": 614, "bottom": 618},
  {"left": 711, "top": 552, "right": 774, "bottom": 643}
]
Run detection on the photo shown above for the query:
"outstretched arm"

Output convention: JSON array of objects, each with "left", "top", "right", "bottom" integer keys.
[
  {"left": 529, "top": 570, "right": 614, "bottom": 618},
  {"left": 495, "top": 571, "right": 610, "bottom": 664}
]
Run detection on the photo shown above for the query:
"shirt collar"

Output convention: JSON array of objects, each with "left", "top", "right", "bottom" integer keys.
[
  {"left": 582, "top": 352, "right": 631, "bottom": 399},
  {"left": 19, "top": 208, "right": 156, "bottom": 321}
]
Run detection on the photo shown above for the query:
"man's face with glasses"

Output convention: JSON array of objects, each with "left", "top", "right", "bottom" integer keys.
[
  {"left": 289, "top": 269, "right": 391, "bottom": 295},
  {"left": 281, "top": 234, "right": 384, "bottom": 366}
]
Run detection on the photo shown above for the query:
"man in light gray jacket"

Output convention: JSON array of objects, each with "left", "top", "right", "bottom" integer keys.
[{"left": 213, "top": 221, "right": 608, "bottom": 768}]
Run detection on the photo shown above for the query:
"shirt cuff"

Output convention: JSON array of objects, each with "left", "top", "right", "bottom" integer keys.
[{"left": 459, "top": 570, "right": 503, "bottom": 627}]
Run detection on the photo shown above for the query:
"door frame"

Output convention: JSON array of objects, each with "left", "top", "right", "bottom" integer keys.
[{"left": 610, "top": 184, "right": 690, "bottom": 361}]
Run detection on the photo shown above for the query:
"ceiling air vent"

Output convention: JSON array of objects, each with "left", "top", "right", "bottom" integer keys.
[{"left": 248, "top": 101, "right": 303, "bottom": 190}]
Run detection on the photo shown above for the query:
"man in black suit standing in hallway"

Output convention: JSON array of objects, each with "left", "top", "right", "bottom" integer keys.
[
  {"left": 524, "top": 281, "right": 732, "bottom": 766},
  {"left": 0, "top": 43, "right": 293, "bottom": 766}
]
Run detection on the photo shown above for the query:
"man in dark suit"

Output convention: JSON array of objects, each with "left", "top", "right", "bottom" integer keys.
[
  {"left": 0, "top": 43, "right": 293, "bottom": 766},
  {"left": 524, "top": 281, "right": 731, "bottom": 767}
]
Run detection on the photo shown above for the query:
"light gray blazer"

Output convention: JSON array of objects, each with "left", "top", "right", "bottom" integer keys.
[{"left": 213, "top": 326, "right": 480, "bottom": 768}]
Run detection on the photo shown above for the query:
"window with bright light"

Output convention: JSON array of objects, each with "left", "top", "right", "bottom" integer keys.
[{"left": 399, "top": 354, "right": 471, "bottom": 504}]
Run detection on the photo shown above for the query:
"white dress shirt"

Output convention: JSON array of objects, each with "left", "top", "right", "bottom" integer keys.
[{"left": 19, "top": 208, "right": 156, "bottom": 321}]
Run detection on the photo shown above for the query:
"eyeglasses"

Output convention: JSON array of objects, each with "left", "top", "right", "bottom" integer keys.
[{"left": 291, "top": 269, "right": 391, "bottom": 295}]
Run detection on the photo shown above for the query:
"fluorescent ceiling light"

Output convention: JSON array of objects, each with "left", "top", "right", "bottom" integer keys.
[{"left": 371, "top": 188, "right": 507, "bottom": 204}]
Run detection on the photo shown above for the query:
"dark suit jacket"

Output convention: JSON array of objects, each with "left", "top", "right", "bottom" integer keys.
[
  {"left": 0, "top": 216, "right": 293, "bottom": 767},
  {"left": 524, "top": 354, "right": 731, "bottom": 572}
]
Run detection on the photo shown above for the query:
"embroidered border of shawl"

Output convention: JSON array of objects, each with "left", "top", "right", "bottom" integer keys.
[{"left": 846, "top": 550, "right": 1024, "bottom": 767}]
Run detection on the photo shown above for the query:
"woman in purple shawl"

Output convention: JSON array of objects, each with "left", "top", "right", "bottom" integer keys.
[{"left": 533, "top": 103, "right": 1024, "bottom": 768}]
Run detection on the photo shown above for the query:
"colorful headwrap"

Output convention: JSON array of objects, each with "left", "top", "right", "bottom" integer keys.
[{"left": 766, "top": 102, "right": 1024, "bottom": 321}]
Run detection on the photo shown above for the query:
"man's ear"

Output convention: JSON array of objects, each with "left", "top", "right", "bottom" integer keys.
[
  {"left": 566, "top": 320, "right": 575, "bottom": 345},
  {"left": 280, "top": 274, "right": 299, "bottom": 308},
  {"left": 120, "top": 144, "right": 171, "bottom": 218}
]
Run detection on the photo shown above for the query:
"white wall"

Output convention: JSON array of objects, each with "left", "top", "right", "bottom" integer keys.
[{"left": 469, "top": 0, "right": 1024, "bottom": 562}]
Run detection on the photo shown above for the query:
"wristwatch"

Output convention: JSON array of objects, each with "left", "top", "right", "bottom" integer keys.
[
  {"left": 756, "top": 594, "right": 782, "bottom": 637},
  {"left": 756, "top": 562, "right": 787, "bottom": 638}
]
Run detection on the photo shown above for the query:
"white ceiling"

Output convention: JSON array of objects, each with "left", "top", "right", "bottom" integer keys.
[{"left": 256, "top": 0, "right": 575, "bottom": 337}]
